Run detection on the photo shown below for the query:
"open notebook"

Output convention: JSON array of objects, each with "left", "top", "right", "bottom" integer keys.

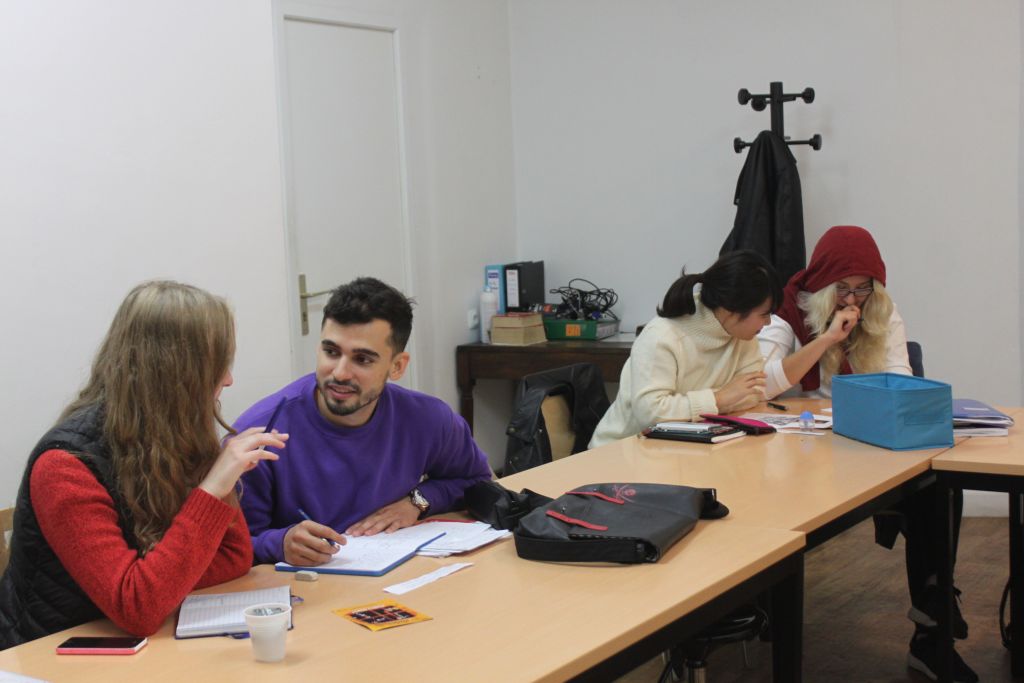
[
  {"left": 175, "top": 585, "right": 292, "bottom": 639},
  {"left": 276, "top": 524, "right": 446, "bottom": 577}
]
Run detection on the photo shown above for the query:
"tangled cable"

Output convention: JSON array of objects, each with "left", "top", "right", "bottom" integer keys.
[{"left": 548, "top": 278, "right": 619, "bottom": 320}]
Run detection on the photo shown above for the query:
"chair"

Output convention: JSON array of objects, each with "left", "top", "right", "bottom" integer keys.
[
  {"left": 502, "top": 363, "right": 610, "bottom": 475},
  {"left": 660, "top": 605, "right": 768, "bottom": 682},
  {"left": 539, "top": 392, "right": 576, "bottom": 461},
  {"left": 907, "top": 340, "right": 924, "bottom": 378},
  {"left": 0, "top": 507, "right": 13, "bottom": 574}
]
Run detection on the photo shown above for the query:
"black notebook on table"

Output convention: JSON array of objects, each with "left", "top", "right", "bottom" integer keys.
[{"left": 641, "top": 421, "right": 746, "bottom": 444}]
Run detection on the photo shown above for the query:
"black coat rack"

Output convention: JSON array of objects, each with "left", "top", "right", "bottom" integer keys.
[{"left": 733, "top": 81, "right": 822, "bottom": 153}]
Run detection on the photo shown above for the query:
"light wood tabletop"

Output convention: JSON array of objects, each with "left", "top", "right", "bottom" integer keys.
[
  {"left": 501, "top": 399, "right": 943, "bottom": 535},
  {"left": 0, "top": 521, "right": 803, "bottom": 683},
  {"left": 932, "top": 407, "right": 1024, "bottom": 476}
]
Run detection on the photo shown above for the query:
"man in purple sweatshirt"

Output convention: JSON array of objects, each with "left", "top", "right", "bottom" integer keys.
[{"left": 235, "top": 277, "right": 492, "bottom": 566}]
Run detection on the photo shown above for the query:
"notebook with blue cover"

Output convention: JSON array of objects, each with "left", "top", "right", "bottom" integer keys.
[
  {"left": 275, "top": 526, "right": 446, "bottom": 577},
  {"left": 952, "top": 399, "right": 1015, "bottom": 426}
]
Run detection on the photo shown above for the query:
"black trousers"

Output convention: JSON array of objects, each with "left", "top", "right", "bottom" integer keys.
[{"left": 874, "top": 484, "right": 964, "bottom": 610}]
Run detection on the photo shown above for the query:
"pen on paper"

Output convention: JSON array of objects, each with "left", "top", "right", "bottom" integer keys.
[
  {"left": 298, "top": 508, "right": 339, "bottom": 548},
  {"left": 767, "top": 401, "right": 787, "bottom": 411}
]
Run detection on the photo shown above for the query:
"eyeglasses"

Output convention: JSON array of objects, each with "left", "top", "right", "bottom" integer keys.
[{"left": 836, "top": 285, "right": 873, "bottom": 298}]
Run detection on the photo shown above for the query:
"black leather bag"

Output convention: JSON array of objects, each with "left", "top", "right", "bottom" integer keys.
[
  {"left": 511, "top": 483, "right": 728, "bottom": 564},
  {"left": 463, "top": 480, "right": 554, "bottom": 531}
]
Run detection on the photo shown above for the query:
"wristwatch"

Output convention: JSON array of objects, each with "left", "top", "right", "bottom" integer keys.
[{"left": 409, "top": 488, "right": 430, "bottom": 515}]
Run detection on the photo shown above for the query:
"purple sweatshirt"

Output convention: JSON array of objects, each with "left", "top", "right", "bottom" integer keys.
[{"left": 235, "top": 374, "right": 491, "bottom": 564}]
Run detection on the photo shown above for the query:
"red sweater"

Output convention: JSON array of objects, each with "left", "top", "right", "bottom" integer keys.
[{"left": 30, "top": 449, "right": 253, "bottom": 636}]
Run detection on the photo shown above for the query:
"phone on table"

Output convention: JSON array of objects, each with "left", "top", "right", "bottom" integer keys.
[{"left": 56, "top": 636, "right": 148, "bottom": 655}]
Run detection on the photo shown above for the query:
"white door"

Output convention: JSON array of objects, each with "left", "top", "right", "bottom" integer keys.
[{"left": 275, "top": 3, "right": 415, "bottom": 384}]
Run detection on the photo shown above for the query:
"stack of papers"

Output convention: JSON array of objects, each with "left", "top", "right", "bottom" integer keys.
[
  {"left": 414, "top": 521, "right": 511, "bottom": 557},
  {"left": 742, "top": 412, "right": 832, "bottom": 435},
  {"left": 953, "top": 399, "right": 1015, "bottom": 437}
]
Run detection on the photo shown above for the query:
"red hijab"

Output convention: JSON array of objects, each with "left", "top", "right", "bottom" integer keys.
[{"left": 775, "top": 226, "right": 887, "bottom": 390}]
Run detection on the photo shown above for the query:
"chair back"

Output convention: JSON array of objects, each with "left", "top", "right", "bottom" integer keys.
[
  {"left": 503, "top": 363, "right": 610, "bottom": 475},
  {"left": 540, "top": 394, "right": 576, "bottom": 461},
  {"left": 0, "top": 507, "right": 13, "bottom": 573},
  {"left": 907, "top": 341, "right": 924, "bottom": 378}
]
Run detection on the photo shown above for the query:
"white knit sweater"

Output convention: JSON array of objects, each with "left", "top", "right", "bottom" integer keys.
[{"left": 589, "top": 297, "right": 764, "bottom": 447}]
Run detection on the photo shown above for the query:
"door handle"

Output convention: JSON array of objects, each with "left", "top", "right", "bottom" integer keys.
[{"left": 299, "top": 274, "right": 332, "bottom": 336}]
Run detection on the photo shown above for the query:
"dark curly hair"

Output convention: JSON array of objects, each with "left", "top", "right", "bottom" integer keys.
[{"left": 322, "top": 277, "right": 415, "bottom": 352}]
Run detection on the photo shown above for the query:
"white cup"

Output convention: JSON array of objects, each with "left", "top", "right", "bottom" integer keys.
[{"left": 243, "top": 602, "right": 292, "bottom": 663}]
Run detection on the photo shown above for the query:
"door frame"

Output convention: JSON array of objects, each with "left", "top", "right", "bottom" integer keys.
[{"left": 271, "top": 0, "right": 418, "bottom": 387}]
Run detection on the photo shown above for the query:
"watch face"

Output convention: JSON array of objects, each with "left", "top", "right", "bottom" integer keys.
[{"left": 411, "top": 489, "right": 429, "bottom": 511}]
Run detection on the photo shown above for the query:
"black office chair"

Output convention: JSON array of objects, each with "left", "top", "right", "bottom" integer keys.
[
  {"left": 907, "top": 340, "right": 924, "bottom": 378},
  {"left": 871, "top": 339, "right": 944, "bottom": 606},
  {"left": 659, "top": 606, "right": 768, "bottom": 682},
  {"left": 502, "top": 363, "right": 610, "bottom": 475}
]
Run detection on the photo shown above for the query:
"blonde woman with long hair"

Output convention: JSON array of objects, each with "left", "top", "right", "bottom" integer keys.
[
  {"left": 0, "top": 281, "right": 287, "bottom": 649},
  {"left": 758, "top": 225, "right": 910, "bottom": 398},
  {"left": 759, "top": 225, "right": 977, "bottom": 683}
]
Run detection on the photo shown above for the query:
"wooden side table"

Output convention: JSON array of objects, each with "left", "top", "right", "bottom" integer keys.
[{"left": 455, "top": 338, "right": 633, "bottom": 431}]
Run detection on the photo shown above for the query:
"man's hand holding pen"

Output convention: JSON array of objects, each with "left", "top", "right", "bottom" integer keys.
[{"left": 284, "top": 518, "right": 346, "bottom": 566}]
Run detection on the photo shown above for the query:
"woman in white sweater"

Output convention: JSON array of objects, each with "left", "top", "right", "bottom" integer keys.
[{"left": 589, "top": 250, "right": 781, "bottom": 448}]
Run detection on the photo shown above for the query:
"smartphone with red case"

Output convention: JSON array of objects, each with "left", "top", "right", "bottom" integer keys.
[{"left": 55, "top": 636, "right": 148, "bottom": 655}]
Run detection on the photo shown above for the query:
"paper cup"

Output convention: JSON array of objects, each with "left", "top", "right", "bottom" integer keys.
[{"left": 243, "top": 602, "right": 291, "bottom": 663}]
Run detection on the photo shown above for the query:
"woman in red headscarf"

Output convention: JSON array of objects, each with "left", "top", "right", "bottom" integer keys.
[
  {"left": 759, "top": 225, "right": 911, "bottom": 399},
  {"left": 759, "top": 226, "right": 977, "bottom": 682}
]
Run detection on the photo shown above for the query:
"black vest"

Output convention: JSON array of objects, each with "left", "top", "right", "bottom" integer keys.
[{"left": 0, "top": 405, "right": 137, "bottom": 649}]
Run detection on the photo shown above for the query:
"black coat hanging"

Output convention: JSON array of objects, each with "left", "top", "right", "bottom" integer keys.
[
  {"left": 722, "top": 130, "right": 806, "bottom": 285},
  {"left": 721, "top": 81, "right": 821, "bottom": 285}
]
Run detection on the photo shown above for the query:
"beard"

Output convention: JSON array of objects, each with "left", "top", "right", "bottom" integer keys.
[{"left": 318, "top": 378, "right": 383, "bottom": 417}]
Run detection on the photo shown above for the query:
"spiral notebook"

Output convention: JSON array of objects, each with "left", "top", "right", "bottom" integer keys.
[{"left": 175, "top": 585, "right": 292, "bottom": 639}]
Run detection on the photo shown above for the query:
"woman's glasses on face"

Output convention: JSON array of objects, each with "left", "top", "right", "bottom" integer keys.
[{"left": 836, "top": 285, "right": 874, "bottom": 299}]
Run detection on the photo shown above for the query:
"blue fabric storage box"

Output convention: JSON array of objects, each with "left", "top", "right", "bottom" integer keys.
[{"left": 832, "top": 373, "right": 953, "bottom": 451}]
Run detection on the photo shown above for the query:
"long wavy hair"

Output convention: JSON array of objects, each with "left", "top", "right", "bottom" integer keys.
[
  {"left": 797, "top": 281, "right": 894, "bottom": 384},
  {"left": 60, "top": 281, "right": 235, "bottom": 553}
]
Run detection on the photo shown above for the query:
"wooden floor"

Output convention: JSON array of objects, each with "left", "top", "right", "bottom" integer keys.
[{"left": 617, "top": 516, "right": 1012, "bottom": 682}]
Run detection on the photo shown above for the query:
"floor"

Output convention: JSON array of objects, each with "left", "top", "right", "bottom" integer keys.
[{"left": 616, "top": 516, "right": 1012, "bottom": 682}]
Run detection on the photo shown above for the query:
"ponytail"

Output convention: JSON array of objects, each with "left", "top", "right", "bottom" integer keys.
[
  {"left": 657, "top": 272, "right": 703, "bottom": 317},
  {"left": 657, "top": 250, "right": 782, "bottom": 319}
]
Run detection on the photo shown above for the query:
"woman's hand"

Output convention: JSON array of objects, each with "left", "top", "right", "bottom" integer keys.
[
  {"left": 822, "top": 306, "right": 861, "bottom": 345},
  {"left": 714, "top": 371, "right": 766, "bottom": 412},
  {"left": 198, "top": 427, "right": 288, "bottom": 499}
]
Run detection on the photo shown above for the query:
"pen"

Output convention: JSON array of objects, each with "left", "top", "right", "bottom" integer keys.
[
  {"left": 767, "top": 401, "right": 788, "bottom": 411},
  {"left": 256, "top": 396, "right": 288, "bottom": 452},
  {"left": 297, "top": 508, "right": 338, "bottom": 548},
  {"left": 262, "top": 396, "right": 287, "bottom": 433}
]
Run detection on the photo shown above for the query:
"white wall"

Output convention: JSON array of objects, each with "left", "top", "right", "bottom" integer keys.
[
  {"left": 509, "top": 0, "right": 1021, "bottom": 408},
  {"left": 0, "top": 1, "right": 293, "bottom": 505},
  {"left": 385, "top": 0, "right": 518, "bottom": 466},
  {"left": 0, "top": 0, "right": 517, "bottom": 502}
]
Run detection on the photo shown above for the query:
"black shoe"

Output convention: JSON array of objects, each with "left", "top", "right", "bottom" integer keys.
[
  {"left": 908, "top": 584, "right": 968, "bottom": 640},
  {"left": 907, "top": 631, "right": 978, "bottom": 683}
]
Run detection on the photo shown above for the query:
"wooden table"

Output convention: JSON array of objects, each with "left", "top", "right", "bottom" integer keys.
[
  {"left": 0, "top": 399, "right": 959, "bottom": 683},
  {"left": 0, "top": 524, "right": 803, "bottom": 683},
  {"left": 501, "top": 399, "right": 943, "bottom": 547},
  {"left": 455, "top": 338, "right": 633, "bottom": 431},
  {"left": 932, "top": 407, "right": 1024, "bottom": 680}
]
